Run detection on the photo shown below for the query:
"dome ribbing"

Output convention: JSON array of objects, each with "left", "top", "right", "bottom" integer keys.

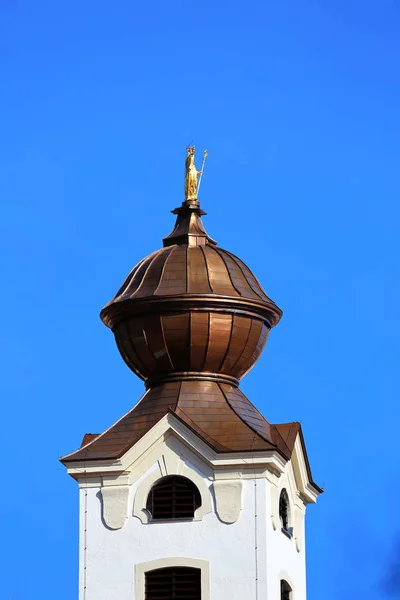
[{"left": 100, "top": 197, "right": 282, "bottom": 386}]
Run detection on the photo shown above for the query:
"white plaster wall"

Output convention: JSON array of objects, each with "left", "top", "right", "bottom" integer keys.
[
  {"left": 265, "top": 464, "right": 307, "bottom": 600},
  {"left": 82, "top": 478, "right": 261, "bottom": 600},
  {"left": 78, "top": 436, "right": 308, "bottom": 600}
]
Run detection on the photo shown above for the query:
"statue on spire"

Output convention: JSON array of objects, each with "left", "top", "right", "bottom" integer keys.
[
  {"left": 184, "top": 146, "right": 200, "bottom": 203},
  {"left": 184, "top": 146, "right": 207, "bottom": 203}
]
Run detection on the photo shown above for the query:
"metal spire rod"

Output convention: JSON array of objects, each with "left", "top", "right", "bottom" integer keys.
[{"left": 196, "top": 150, "right": 208, "bottom": 197}]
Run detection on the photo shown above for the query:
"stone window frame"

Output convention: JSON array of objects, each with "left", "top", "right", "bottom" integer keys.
[
  {"left": 133, "top": 466, "right": 212, "bottom": 524},
  {"left": 135, "top": 557, "right": 210, "bottom": 600}
]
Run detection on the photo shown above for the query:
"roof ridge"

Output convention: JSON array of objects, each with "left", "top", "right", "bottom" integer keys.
[
  {"left": 217, "top": 382, "right": 271, "bottom": 448},
  {"left": 172, "top": 406, "right": 228, "bottom": 452}
]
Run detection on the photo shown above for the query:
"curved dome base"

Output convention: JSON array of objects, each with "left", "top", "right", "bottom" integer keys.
[
  {"left": 145, "top": 371, "right": 240, "bottom": 389},
  {"left": 61, "top": 379, "right": 292, "bottom": 461},
  {"left": 113, "top": 310, "right": 270, "bottom": 383}
]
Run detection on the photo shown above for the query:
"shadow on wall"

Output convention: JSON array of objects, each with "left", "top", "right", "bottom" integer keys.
[{"left": 96, "top": 489, "right": 111, "bottom": 531}]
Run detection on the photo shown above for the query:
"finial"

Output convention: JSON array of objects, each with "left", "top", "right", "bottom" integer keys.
[
  {"left": 197, "top": 150, "right": 208, "bottom": 198},
  {"left": 163, "top": 148, "right": 215, "bottom": 247},
  {"left": 184, "top": 146, "right": 208, "bottom": 205}
]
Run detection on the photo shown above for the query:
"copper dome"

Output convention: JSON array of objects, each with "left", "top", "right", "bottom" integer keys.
[
  {"left": 101, "top": 199, "right": 282, "bottom": 386},
  {"left": 62, "top": 149, "right": 321, "bottom": 493}
]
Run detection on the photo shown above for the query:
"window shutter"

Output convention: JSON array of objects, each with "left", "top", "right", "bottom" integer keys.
[
  {"left": 279, "top": 489, "right": 289, "bottom": 531},
  {"left": 145, "top": 566, "right": 201, "bottom": 600},
  {"left": 146, "top": 476, "right": 201, "bottom": 520},
  {"left": 281, "top": 579, "right": 292, "bottom": 600}
]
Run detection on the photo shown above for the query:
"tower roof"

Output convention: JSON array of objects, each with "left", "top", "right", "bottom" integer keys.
[
  {"left": 61, "top": 149, "right": 319, "bottom": 494},
  {"left": 62, "top": 381, "right": 292, "bottom": 461},
  {"left": 100, "top": 159, "right": 282, "bottom": 385}
]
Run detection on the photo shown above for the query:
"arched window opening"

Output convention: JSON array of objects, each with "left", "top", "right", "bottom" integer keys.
[
  {"left": 146, "top": 475, "right": 202, "bottom": 520},
  {"left": 145, "top": 566, "right": 201, "bottom": 600},
  {"left": 281, "top": 579, "right": 292, "bottom": 600},
  {"left": 279, "top": 489, "right": 292, "bottom": 537}
]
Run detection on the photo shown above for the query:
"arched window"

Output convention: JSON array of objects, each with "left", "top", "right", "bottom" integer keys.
[
  {"left": 279, "top": 489, "right": 292, "bottom": 537},
  {"left": 146, "top": 475, "right": 202, "bottom": 520},
  {"left": 146, "top": 566, "right": 201, "bottom": 600},
  {"left": 281, "top": 579, "right": 292, "bottom": 600}
]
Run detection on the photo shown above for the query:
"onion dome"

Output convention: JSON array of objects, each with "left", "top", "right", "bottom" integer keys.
[
  {"left": 62, "top": 149, "right": 300, "bottom": 465},
  {"left": 101, "top": 198, "right": 282, "bottom": 387}
]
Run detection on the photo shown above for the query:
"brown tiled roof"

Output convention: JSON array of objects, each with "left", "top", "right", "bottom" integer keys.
[
  {"left": 61, "top": 381, "right": 292, "bottom": 463},
  {"left": 275, "top": 422, "right": 299, "bottom": 451},
  {"left": 80, "top": 433, "right": 100, "bottom": 447}
]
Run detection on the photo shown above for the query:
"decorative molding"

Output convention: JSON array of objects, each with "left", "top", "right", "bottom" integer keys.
[
  {"left": 65, "top": 413, "right": 288, "bottom": 481},
  {"left": 74, "top": 472, "right": 130, "bottom": 489},
  {"left": 102, "top": 473, "right": 130, "bottom": 486},
  {"left": 135, "top": 557, "right": 210, "bottom": 600},
  {"left": 294, "top": 495, "right": 306, "bottom": 553},
  {"left": 100, "top": 485, "right": 129, "bottom": 530},
  {"left": 159, "top": 444, "right": 184, "bottom": 477},
  {"left": 132, "top": 450, "right": 212, "bottom": 524},
  {"left": 291, "top": 435, "right": 320, "bottom": 504},
  {"left": 213, "top": 480, "right": 242, "bottom": 524},
  {"left": 270, "top": 481, "right": 279, "bottom": 530}
]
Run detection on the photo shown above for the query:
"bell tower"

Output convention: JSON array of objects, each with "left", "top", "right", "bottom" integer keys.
[{"left": 61, "top": 148, "right": 322, "bottom": 600}]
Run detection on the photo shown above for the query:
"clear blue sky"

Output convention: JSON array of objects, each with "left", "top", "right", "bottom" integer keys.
[{"left": 1, "top": 1, "right": 399, "bottom": 598}]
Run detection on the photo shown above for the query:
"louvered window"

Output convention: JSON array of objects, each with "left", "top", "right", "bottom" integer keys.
[
  {"left": 146, "top": 476, "right": 201, "bottom": 520},
  {"left": 279, "top": 489, "right": 292, "bottom": 536},
  {"left": 145, "top": 566, "right": 201, "bottom": 600},
  {"left": 281, "top": 579, "right": 292, "bottom": 600}
]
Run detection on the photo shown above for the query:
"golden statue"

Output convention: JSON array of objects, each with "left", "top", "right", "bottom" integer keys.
[{"left": 185, "top": 146, "right": 207, "bottom": 202}]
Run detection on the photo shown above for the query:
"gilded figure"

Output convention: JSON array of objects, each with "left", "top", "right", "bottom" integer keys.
[{"left": 184, "top": 146, "right": 202, "bottom": 202}]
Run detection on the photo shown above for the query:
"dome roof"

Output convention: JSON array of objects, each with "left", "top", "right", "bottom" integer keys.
[
  {"left": 102, "top": 244, "right": 278, "bottom": 320},
  {"left": 101, "top": 201, "right": 281, "bottom": 326},
  {"left": 100, "top": 199, "right": 282, "bottom": 385}
]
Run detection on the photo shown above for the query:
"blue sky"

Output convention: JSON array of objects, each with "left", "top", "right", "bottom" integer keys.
[{"left": 1, "top": 1, "right": 399, "bottom": 598}]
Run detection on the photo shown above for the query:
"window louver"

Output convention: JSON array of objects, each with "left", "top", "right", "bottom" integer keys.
[
  {"left": 279, "top": 489, "right": 289, "bottom": 531},
  {"left": 146, "top": 475, "right": 201, "bottom": 520},
  {"left": 145, "top": 566, "right": 201, "bottom": 600},
  {"left": 281, "top": 579, "right": 292, "bottom": 600}
]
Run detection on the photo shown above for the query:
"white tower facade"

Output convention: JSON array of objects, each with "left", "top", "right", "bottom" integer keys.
[
  {"left": 62, "top": 149, "right": 321, "bottom": 600},
  {"left": 64, "top": 415, "right": 320, "bottom": 600}
]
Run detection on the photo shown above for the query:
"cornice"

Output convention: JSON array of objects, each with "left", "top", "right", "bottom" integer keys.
[
  {"left": 65, "top": 413, "right": 289, "bottom": 484},
  {"left": 101, "top": 294, "right": 281, "bottom": 329}
]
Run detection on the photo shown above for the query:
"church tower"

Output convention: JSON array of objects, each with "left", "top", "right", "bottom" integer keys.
[{"left": 61, "top": 148, "right": 322, "bottom": 600}]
